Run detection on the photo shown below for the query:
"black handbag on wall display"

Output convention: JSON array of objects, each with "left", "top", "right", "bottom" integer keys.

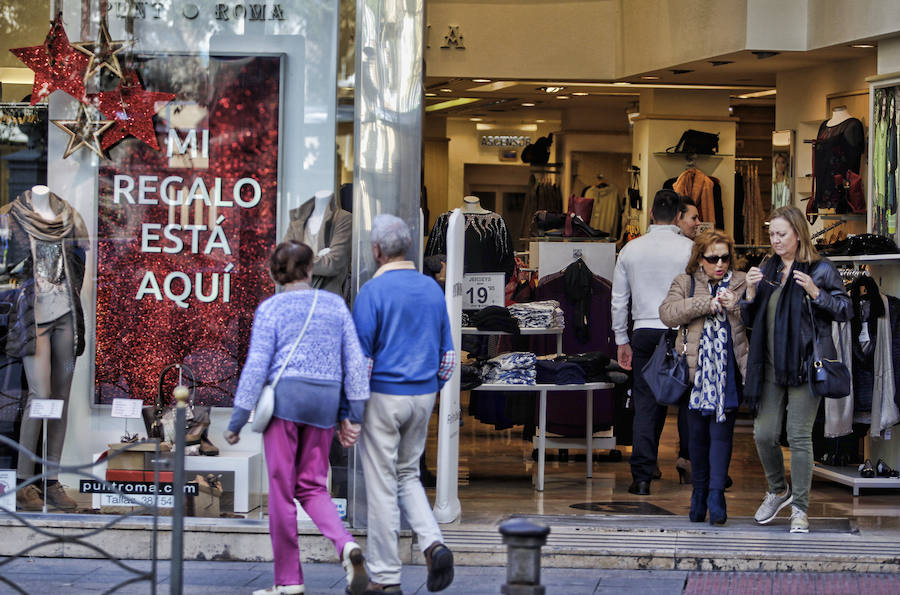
[
  {"left": 806, "top": 298, "right": 851, "bottom": 399},
  {"left": 666, "top": 129, "right": 720, "bottom": 155},
  {"left": 641, "top": 277, "right": 695, "bottom": 406}
]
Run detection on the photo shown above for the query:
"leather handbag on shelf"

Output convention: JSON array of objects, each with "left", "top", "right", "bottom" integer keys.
[
  {"left": 666, "top": 129, "right": 719, "bottom": 155},
  {"left": 142, "top": 363, "right": 213, "bottom": 448},
  {"left": 641, "top": 277, "right": 695, "bottom": 406},
  {"left": 805, "top": 298, "right": 851, "bottom": 399},
  {"left": 835, "top": 170, "right": 865, "bottom": 213}
]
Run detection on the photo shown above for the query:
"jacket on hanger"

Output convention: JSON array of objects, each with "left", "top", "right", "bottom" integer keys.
[
  {"left": 284, "top": 193, "right": 352, "bottom": 297},
  {"left": 673, "top": 168, "right": 717, "bottom": 226}
]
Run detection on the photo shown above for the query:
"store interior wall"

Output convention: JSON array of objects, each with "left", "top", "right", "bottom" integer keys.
[{"left": 0, "top": 0, "right": 50, "bottom": 102}]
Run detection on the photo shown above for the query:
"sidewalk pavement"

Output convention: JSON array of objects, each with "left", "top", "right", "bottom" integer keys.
[{"left": 0, "top": 557, "right": 898, "bottom": 594}]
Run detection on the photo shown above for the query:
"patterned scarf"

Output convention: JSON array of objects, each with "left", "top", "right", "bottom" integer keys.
[{"left": 689, "top": 271, "right": 732, "bottom": 422}]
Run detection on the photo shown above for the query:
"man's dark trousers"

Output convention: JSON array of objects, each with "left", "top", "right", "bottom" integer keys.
[{"left": 629, "top": 328, "right": 670, "bottom": 484}]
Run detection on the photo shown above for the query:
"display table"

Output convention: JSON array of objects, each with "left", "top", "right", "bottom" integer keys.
[{"left": 471, "top": 381, "right": 614, "bottom": 491}]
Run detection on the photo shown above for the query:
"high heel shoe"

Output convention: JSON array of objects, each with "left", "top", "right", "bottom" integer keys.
[
  {"left": 859, "top": 459, "right": 876, "bottom": 478},
  {"left": 707, "top": 489, "right": 727, "bottom": 525},
  {"left": 689, "top": 488, "right": 708, "bottom": 522},
  {"left": 676, "top": 458, "right": 692, "bottom": 484},
  {"left": 876, "top": 459, "right": 900, "bottom": 478}
]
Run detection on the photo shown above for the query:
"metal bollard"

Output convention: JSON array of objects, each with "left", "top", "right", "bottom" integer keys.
[
  {"left": 499, "top": 518, "right": 551, "bottom": 595},
  {"left": 170, "top": 382, "right": 190, "bottom": 595}
]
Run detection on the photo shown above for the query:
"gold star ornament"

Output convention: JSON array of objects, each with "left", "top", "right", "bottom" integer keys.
[
  {"left": 52, "top": 103, "right": 114, "bottom": 159},
  {"left": 72, "top": 20, "right": 130, "bottom": 81}
]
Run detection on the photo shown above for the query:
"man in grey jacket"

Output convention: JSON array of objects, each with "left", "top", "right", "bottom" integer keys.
[{"left": 611, "top": 189, "right": 693, "bottom": 495}]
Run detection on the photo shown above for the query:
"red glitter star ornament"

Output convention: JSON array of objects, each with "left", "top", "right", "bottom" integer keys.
[
  {"left": 10, "top": 13, "right": 89, "bottom": 105},
  {"left": 93, "top": 71, "right": 175, "bottom": 150}
]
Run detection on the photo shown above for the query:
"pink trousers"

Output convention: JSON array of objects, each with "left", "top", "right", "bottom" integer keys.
[{"left": 263, "top": 417, "right": 353, "bottom": 586}]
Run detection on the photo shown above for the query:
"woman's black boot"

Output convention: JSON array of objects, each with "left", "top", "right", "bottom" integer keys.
[
  {"left": 689, "top": 488, "right": 708, "bottom": 522},
  {"left": 708, "top": 489, "right": 727, "bottom": 525}
]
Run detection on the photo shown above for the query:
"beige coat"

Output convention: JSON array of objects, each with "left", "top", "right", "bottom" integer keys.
[
  {"left": 284, "top": 193, "right": 352, "bottom": 298},
  {"left": 658, "top": 270, "right": 749, "bottom": 383}
]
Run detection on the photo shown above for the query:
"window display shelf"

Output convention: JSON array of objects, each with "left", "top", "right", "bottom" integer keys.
[
  {"left": 471, "top": 381, "right": 614, "bottom": 491},
  {"left": 813, "top": 462, "right": 900, "bottom": 496}
]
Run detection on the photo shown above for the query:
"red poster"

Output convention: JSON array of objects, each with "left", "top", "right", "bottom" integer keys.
[{"left": 95, "top": 55, "right": 281, "bottom": 406}]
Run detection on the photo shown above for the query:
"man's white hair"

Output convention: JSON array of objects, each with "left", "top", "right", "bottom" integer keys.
[{"left": 371, "top": 214, "right": 411, "bottom": 258}]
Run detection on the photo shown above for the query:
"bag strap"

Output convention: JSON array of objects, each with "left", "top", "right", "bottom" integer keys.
[
  {"left": 806, "top": 293, "right": 846, "bottom": 365},
  {"left": 156, "top": 363, "right": 196, "bottom": 409},
  {"left": 272, "top": 289, "right": 319, "bottom": 388}
]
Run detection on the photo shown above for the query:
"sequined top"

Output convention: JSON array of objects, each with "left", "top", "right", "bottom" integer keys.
[{"left": 31, "top": 238, "right": 70, "bottom": 324}]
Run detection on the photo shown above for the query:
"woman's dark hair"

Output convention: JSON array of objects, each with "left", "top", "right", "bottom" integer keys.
[{"left": 269, "top": 241, "right": 313, "bottom": 285}]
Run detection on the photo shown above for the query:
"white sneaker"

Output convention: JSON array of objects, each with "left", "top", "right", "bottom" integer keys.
[
  {"left": 754, "top": 488, "right": 793, "bottom": 524},
  {"left": 341, "top": 541, "right": 368, "bottom": 595},
  {"left": 790, "top": 506, "right": 809, "bottom": 534},
  {"left": 252, "top": 585, "right": 304, "bottom": 595}
]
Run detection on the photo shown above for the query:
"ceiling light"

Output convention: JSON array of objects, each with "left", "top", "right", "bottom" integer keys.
[
  {"left": 425, "top": 92, "right": 437, "bottom": 97},
  {"left": 670, "top": 69, "right": 694, "bottom": 75},
  {"left": 556, "top": 95, "right": 570, "bottom": 100},
  {"left": 472, "top": 78, "right": 491, "bottom": 83},
  {"left": 612, "top": 82, "right": 631, "bottom": 86},
  {"left": 440, "top": 88, "right": 453, "bottom": 93},
  {"left": 752, "top": 51, "right": 780, "bottom": 59},
  {"left": 736, "top": 89, "right": 777, "bottom": 99},
  {"left": 425, "top": 97, "right": 480, "bottom": 112},
  {"left": 536, "top": 119, "right": 546, "bottom": 123},
  {"left": 467, "top": 81, "right": 518, "bottom": 92},
  {"left": 521, "top": 102, "right": 535, "bottom": 107},
  {"left": 851, "top": 43, "right": 875, "bottom": 48},
  {"left": 538, "top": 86, "right": 565, "bottom": 93},
  {"left": 572, "top": 92, "right": 589, "bottom": 96},
  {"left": 709, "top": 60, "right": 734, "bottom": 67},
  {"left": 640, "top": 75, "right": 660, "bottom": 80},
  {"left": 469, "top": 117, "right": 483, "bottom": 122}
]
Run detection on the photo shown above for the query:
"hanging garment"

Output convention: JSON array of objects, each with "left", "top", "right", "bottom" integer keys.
[
  {"left": 888, "top": 95, "right": 898, "bottom": 236},
  {"left": 673, "top": 168, "right": 718, "bottom": 226},
  {"left": 743, "top": 164, "right": 766, "bottom": 246},
  {"left": 824, "top": 321, "right": 854, "bottom": 438},
  {"left": 772, "top": 180, "right": 791, "bottom": 210},
  {"left": 733, "top": 170, "right": 746, "bottom": 244},
  {"left": 709, "top": 176, "right": 725, "bottom": 229},
  {"left": 426, "top": 210, "right": 515, "bottom": 280},
  {"left": 585, "top": 183, "right": 621, "bottom": 235},
  {"left": 812, "top": 117, "right": 865, "bottom": 212}
]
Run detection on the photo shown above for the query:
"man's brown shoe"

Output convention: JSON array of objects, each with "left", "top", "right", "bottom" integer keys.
[
  {"left": 16, "top": 484, "right": 43, "bottom": 511},
  {"left": 45, "top": 482, "right": 77, "bottom": 511}
]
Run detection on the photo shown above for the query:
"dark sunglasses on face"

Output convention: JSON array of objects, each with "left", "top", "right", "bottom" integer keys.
[{"left": 702, "top": 253, "right": 731, "bottom": 264}]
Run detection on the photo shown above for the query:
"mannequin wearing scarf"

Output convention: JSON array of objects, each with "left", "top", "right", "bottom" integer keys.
[
  {"left": 1, "top": 188, "right": 89, "bottom": 510},
  {"left": 660, "top": 259, "right": 748, "bottom": 526}
]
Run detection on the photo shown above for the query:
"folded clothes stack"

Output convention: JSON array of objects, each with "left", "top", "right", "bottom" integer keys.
[
  {"left": 535, "top": 359, "right": 585, "bottom": 385},
  {"left": 482, "top": 351, "right": 537, "bottom": 385},
  {"left": 468, "top": 305, "right": 520, "bottom": 334},
  {"left": 555, "top": 352, "right": 628, "bottom": 384},
  {"left": 460, "top": 364, "right": 483, "bottom": 390},
  {"left": 508, "top": 300, "right": 565, "bottom": 329}
]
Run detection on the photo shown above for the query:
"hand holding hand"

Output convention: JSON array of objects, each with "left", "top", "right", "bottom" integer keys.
[
  {"left": 718, "top": 289, "right": 738, "bottom": 310},
  {"left": 224, "top": 430, "right": 240, "bottom": 445},
  {"left": 338, "top": 418, "right": 361, "bottom": 448},
  {"left": 793, "top": 270, "right": 820, "bottom": 299},
  {"left": 710, "top": 296, "right": 723, "bottom": 314},
  {"left": 617, "top": 343, "right": 633, "bottom": 371}
]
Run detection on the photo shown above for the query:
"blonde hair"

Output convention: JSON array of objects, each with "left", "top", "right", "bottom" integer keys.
[
  {"left": 768, "top": 205, "right": 819, "bottom": 263},
  {"left": 686, "top": 230, "right": 735, "bottom": 275}
]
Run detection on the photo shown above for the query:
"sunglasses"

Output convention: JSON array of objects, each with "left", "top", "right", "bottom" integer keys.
[{"left": 702, "top": 253, "right": 731, "bottom": 264}]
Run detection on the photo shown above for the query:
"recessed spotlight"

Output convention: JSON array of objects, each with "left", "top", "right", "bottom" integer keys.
[
  {"left": 441, "top": 88, "right": 453, "bottom": 93},
  {"left": 536, "top": 119, "right": 546, "bottom": 123},
  {"left": 521, "top": 102, "right": 536, "bottom": 107},
  {"left": 572, "top": 92, "right": 589, "bottom": 96},
  {"left": 538, "top": 86, "right": 565, "bottom": 93},
  {"left": 425, "top": 92, "right": 437, "bottom": 97},
  {"left": 851, "top": 43, "right": 875, "bottom": 48},
  {"left": 470, "top": 117, "right": 483, "bottom": 122},
  {"left": 472, "top": 78, "right": 492, "bottom": 83},
  {"left": 556, "top": 95, "right": 570, "bottom": 100},
  {"left": 640, "top": 75, "right": 660, "bottom": 80}
]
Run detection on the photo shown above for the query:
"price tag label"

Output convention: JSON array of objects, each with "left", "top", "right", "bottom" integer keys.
[
  {"left": 462, "top": 273, "right": 505, "bottom": 309},
  {"left": 29, "top": 399, "right": 64, "bottom": 419},
  {"left": 111, "top": 398, "right": 144, "bottom": 419}
]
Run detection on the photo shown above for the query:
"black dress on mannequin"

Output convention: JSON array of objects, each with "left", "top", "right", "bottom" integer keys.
[
  {"left": 813, "top": 118, "right": 865, "bottom": 212},
  {"left": 425, "top": 210, "right": 515, "bottom": 281}
]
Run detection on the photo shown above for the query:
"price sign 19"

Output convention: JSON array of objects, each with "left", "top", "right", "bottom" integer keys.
[{"left": 461, "top": 273, "right": 504, "bottom": 309}]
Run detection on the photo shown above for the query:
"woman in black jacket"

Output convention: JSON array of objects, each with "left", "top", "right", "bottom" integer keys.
[{"left": 743, "top": 206, "right": 851, "bottom": 534}]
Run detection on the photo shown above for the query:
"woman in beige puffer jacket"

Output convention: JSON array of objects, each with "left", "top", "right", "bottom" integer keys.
[{"left": 659, "top": 230, "right": 748, "bottom": 527}]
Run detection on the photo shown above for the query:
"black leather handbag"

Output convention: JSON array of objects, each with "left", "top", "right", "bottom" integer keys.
[
  {"left": 641, "top": 278, "right": 694, "bottom": 406},
  {"left": 806, "top": 298, "right": 851, "bottom": 399},
  {"left": 667, "top": 129, "right": 719, "bottom": 155}
]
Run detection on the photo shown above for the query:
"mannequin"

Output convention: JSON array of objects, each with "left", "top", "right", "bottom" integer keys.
[
  {"left": 827, "top": 106, "right": 852, "bottom": 127},
  {"left": 462, "top": 195, "right": 490, "bottom": 214},
  {"left": 284, "top": 191, "right": 352, "bottom": 297},
  {"left": 0, "top": 186, "right": 89, "bottom": 511}
]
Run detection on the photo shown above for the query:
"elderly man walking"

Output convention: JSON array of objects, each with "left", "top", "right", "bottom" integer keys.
[{"left": 353, "top": 214, "right": 456, "bottom": 594}]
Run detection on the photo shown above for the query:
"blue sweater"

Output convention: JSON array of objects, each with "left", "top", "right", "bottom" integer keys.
[{"left": 353, "top": 268, "right": 454, "bottom": 395}]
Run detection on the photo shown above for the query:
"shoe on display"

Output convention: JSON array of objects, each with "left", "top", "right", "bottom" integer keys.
[
  {"left": 627, "top": 480, "right": 651, "bottom": 495},
  {"left": 875, "top": 459, "right": 900, "bottom": 478},
  {"left": 252, "top": 585, "right": 304, "bottom": 595},
  {"left": 45, "top": 482, "right": 77, "bottom": 511},
  {"left": 16, "top": 484, "right": 43, "bottom": 511},
  {"left": 199, "top": 436, "right": 220, "bottom": 456},
  {"left": 789, "top": 506, "right": 809, "bottom": 534},
  {"left": 753, "top": 487, "right": 793, "bottom": 524},
  {"left": 342, "top": 541, "right": 368, "bottom": 595},
  {"left": 859, "top": 459, "right": 876, "bottom": 478}
]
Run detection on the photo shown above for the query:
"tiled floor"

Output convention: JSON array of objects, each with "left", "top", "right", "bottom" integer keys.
[{"left": 424, "top": 394, "right": 900, "bottom": 531}]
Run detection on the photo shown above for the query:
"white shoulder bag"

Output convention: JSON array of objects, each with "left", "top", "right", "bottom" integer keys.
[{"left": 251, "top": 290, "right": 319, "bottom": 433}]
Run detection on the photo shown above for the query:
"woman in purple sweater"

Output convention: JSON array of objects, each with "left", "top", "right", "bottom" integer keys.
[{"left": 224, "top": 240, "right": 370, "bottom": 595}]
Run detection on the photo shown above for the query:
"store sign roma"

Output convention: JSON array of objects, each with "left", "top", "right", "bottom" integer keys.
[{"left": 94, "top": 54, "right": 282, "bottom": 406}]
